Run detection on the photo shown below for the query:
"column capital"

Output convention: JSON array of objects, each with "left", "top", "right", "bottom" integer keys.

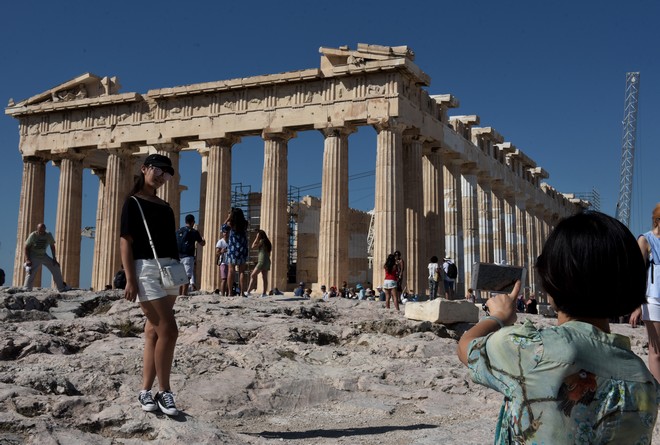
[
  {"left": 371, "top": 118, "right": 407, "bottom": 134},
  {"left": 316, "top": 124, "right": 356, "bottom": 138},
  {"left": 262, "top": 128, "right": 296, "bottom": 142},
  {"left": 205, "top": 135, "right": 242, "bottom": 148},
  {"left": 51, "top": 148, "right": 87, "bottom": 162},
  {"left": 22, "top": 155, "right": 48, "bottom": 164},
  {"left": 106, "top": 143, "right": 137, "bottom": 157},
  {"left": 148, "top": 141, "right": 183, "bottom": 153},
  {"left": 459, "top": 161, "right": 478, "bottom": 175}
]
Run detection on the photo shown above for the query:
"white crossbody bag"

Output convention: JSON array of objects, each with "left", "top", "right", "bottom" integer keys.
[{"left": 131, "top": 196, "right": 188, "bottom": 289}]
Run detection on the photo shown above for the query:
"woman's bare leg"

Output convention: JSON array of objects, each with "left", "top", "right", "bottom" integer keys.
[
  {"left": 646, "top": 321, "right": 660, "bottom": 382},
  {"left": 140, "top": 295, "right": 178, "bottom": 391}
]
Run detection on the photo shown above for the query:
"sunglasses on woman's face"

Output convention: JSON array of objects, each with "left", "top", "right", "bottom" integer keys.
[{"left": 149, "top": 165, "right": 172, "bottom": 180}]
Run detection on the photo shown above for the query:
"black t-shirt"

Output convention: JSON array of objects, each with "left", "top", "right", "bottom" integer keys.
[{"left": 120, "top": 196, "right": 178, "bottom": 260}]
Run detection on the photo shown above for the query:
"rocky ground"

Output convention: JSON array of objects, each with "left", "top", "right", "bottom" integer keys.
[{"left": 0, "top": 287, "right": 658, "bottom": 445}]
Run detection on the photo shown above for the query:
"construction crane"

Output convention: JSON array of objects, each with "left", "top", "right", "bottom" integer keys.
[{"left": 615, "top": 72, "right": 641, "bottom": 228}]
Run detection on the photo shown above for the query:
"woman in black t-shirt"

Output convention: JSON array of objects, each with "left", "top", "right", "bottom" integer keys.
[{"left": 119, "top": 153, "right": 180, "bottom": 417}]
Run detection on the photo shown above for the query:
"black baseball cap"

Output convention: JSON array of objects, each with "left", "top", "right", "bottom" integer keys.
[{"left": 144, "top": 154, "right": 174, "bottom": 175}]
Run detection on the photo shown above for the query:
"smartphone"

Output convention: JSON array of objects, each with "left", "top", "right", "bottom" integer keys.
[{"left": 471, "top": 262, "right": 526, "bottom": 294}]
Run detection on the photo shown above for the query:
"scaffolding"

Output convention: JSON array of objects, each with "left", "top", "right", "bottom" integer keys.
[
  {"left": 574, "top": 188, "right": 601, "bottom": 211},
  {"left": 287, "top": 185, "right": 301, "bottom": 284}
]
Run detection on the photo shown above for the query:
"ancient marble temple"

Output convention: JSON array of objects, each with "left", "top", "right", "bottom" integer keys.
[{"left": 6, "top": 43, "right": 586, "bottom": 297}]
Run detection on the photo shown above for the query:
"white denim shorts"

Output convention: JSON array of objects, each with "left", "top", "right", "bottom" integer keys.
[
  {"left": 642, "top": 302, "right": 660, "bottom": 322},
  {"left": 383, "top": 279, "right": 397, "bottom": 290},
  {"left": 135, "top": 258, "right": 180, "bottom": 302}
]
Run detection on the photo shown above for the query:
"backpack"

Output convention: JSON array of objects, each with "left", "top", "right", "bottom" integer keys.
[
  {"left": 446, "top": 262, "right": 458, "bottom": 279},
  {"left": 177, "top": 227, "right": 196, "bottom": 256},
  {"left": 113, "top": 269, "right": 126, "bottom": 289}
]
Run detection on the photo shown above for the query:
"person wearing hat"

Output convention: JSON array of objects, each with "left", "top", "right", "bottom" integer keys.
[
  {"left": 356, "top": 283, "right": 366, "bottom": 300},
  {"left": 120, "top": 153, "right": 180, "bottom": 416},
  {"left": 294, "top": 281, "right": 305, "bottom": 297},
  {"left": 215, "top": 224, "right": 231, "bottom": 296},
  {"left": 376, "top": 285, "right": 385, "bottom": 302}
]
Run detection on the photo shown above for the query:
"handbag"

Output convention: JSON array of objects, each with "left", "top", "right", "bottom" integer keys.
[{"left": 131, "top": 196, "right": 188, "bottom": 289}]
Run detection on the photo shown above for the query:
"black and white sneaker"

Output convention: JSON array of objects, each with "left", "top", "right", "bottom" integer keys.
[
  {"left": 138, "top": 390, "right": 158, "bottom": 412},
  {"left": 155, "top": 391, "right": 178, "bottom": 416}
]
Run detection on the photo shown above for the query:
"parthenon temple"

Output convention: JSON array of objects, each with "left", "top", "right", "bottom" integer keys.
[{"left": 6, "top": 43, "right": 587, "bottom": 298}]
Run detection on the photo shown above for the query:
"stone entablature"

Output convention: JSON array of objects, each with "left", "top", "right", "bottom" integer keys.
[{"left": 6, "top": 43, "right": 587, "bottom": 295}]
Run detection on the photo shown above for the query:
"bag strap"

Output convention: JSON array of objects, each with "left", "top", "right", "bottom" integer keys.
[{"left": 131, "top": 196, "right": 164, "bottom": 271}]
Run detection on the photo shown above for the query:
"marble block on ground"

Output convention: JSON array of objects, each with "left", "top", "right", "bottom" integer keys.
[{"left": 404, "top": 298, "right": 479, "bottom": 324}]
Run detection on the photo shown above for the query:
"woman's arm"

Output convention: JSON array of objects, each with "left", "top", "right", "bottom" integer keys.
[
  {"left": 457, "top": 281, "right": 520, "bottom": 365},
  {"left": 120, "top": 236, "right": 138, "bottom": 302},
  {"left": 251, "top": 233, "right": 261, "bottom": 249},
  {"left": 630, "top": 236, "right": 651, "bottom": 327}
]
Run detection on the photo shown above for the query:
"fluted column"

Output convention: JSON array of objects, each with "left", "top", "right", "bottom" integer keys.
[
  {"left": 201, "top": 137, "right": 237, "bottom": 291},
  {"left": 423, "top": 148, "right": 445, "bottom": 268},
  {"left": 261, "top": 130, "right": 295, "bottom": 291},
  {"left": 98, "top": 147, "right": 134, "bottom": 289},
  {"left": 460, "top": 163, "right": 480, "bottom": 292},
  {"left": 490, "top": 182, "right": 506, "bottom": 264},
  {"left": 195, "top": 148, "right": 209, "bottom": 289},
  {"left": 443, "top": 156, "right": 464, "bottom": 298},
  {"left": 477, "top": 175, "right": 494, "bottom": 264},
  {"left": 153, "top": 143, "right": 182, "bottom": 222},
  {"left": 318, "top": 125, "right": 353, "bottom": 288},
  {"left": 526, "top": 203, "right": 539, "bottom": 297},
  {"left": 54, "top": 154, "right": 84, "bottom": 287},
  {"left": 13, "top": 156, "right": 47, "bottom": 286},
  {"left": 503, "top": 192, "right": 518, "bottom": 265},
  {"left": 402, "top": 133, "right": 425, "bottom": 295},
  {"left": 372, "top": 119, "right": 406, "bottom": 288},
  {"left": 515, "top": 196, "right": 528, "bottom": 273},
  {"left": 91, "top": 169, "right": 106, "bottom": 290}
]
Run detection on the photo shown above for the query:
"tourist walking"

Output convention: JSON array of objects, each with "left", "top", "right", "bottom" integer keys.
[
  {"left": 224, "top": 207, "right": 249, "bottom": 296},
  {"left": 630, "top": 203, "right": 660, "bottom": 383},
  {"left": 383, "top": 254, "right": 400, "bottom": 310},
  {"left": 442, "top": 257, "right": 457, "bottom": 299},
  {"left": 246, "top": 229, "right": 272, "bottom": 297},
  {"left": 23, "top": 223, "right": 70, "bottom": 292},
  {"left": 176, "top": 214, "right": 205, "bottom": 296},
  {"left": 458, "top": 211, "right": 657, "bottom": 443},
  {"left": 119, "top": 153, "right": 180, "bottom": 416}
]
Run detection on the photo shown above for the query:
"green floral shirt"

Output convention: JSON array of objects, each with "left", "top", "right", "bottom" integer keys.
[{"left": 468, "top": 320, "right": 659, "bottom": 444}]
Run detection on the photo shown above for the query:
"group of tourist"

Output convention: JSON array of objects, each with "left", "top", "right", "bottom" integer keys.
[{"left": 27, "top": 150, "right": 660, "bottom": 441}]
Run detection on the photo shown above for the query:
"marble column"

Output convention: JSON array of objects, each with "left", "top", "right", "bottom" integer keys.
[
  {"left": 195, "top": 148, "right": 209, "bottom": 289},
  {"left": 515, "top": 196, "right": 528, "bottom": 273},
  {"left": 443, "top": 156, "right": 464, "bottom": 298},
  {"left": 13, "top": 156, "right": 47, "bottom": 286},
  {"left": 460, "top": 163, "right": 479, "bottom": 292},
  {"left": 153, "top": 143, "right": 182, "bottom": 223},
  {"left": 477, "top": 175, "right": 494, "bottom": 265},
  {"left": 98, "top": 147, "right": 134, "bottom": 289},
  {"left": 54, "top": 154, "right": 84, "bottom": 287},
  {"left": 490, "top": 182, "right": 506, "bottom": 264},
  {"left": 403, "top": 133, "right": 424, "bottom": 296},
  {"left": 372, "top": 119, "right": 406, "bottom": 288},
  {"left": 91, "top": 169, "right": 106, "bottom": 290},
  {"left": 318, "top": 125, "right": 353, "bottom": 289},
  {"left": 201, "top": 137, "right": 237, "bottom": 292},
  {"left": 261, "top": 130, "right": 295, "bottom": 291},
  {"left": 503, "top": 192, "right": 518, "bottom": 266},
  {"left": 423, "top": 147, "right": 444, "bottom": 288},
  {"left": 526, "top": 204, "right": 539, "bottom": 298}
]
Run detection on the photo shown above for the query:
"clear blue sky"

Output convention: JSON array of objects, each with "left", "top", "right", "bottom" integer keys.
[{"left": 1, "top": 0, "right": 658, "bottom": 289}]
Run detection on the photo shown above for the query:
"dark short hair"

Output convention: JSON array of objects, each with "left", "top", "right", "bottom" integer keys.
[
  {"left": 185, "top": 214, "right": 195, "bottom": 224},
  {"left": 430, "top": 256, "right": 438, "bottom": 263},
  {"left": 536, "top": 211, "right": 646, "bottom": 318}
]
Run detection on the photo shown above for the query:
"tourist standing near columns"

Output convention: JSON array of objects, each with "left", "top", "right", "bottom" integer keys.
[
  {"left": 427, "top": 256, "right": 440, "bottom": 300},
  {"left": 23, "top": 223, "right": 70, "bottom": 292},
  {"left": 246, "top": 230, "right": 272, "bottom": 297},
  {"left": 176, "top": 214, "right": 206, "bottom": 296},
  {"left": 119, "top": 153, "right": 180, "bottom": 416},
  {"left": 215, "top": 224, "right": 230, "bottom": 296},
  {"left": 442, "top": 257, "right": 457, "bottom": 299},
  {"left": 394, "top": 250, "right": 405, "bottom": 292},
  {"left": 225, "top": 207, "right": 249, "bottom": 297},
  {"left": 630, "top": 203, "right": 660, "bottom": 383},
  {"left": 383, "top": 254, "right": 400, "bottom": 311}
]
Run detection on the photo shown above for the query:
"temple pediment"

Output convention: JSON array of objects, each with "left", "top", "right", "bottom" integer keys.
[{"left": 10, "top": 73, "right": 121, "bottom": 107}]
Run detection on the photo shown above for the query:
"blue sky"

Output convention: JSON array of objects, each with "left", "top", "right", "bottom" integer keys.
[{"left": 1, "top": 0, "right": 658, "bottom": 289}]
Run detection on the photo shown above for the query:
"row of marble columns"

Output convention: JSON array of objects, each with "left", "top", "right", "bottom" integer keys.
[{"left": 14, "top": 121, "right": 558, "bottom": 298}]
